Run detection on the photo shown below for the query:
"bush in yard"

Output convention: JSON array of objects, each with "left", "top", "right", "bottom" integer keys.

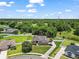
[
  {"left": 10, "top": 46, "right": 16, "bottom": 50},
  {"left": 70, "top": 43, "right": 75, "bottom": 45},
  {"left": 22, "top": 41, "right": 32, "bottom": 53}
]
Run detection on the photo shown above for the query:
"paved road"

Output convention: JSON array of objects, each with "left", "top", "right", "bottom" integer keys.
[
  {"left": 53, "top": 46, "right": 66, "bottom": 59},
  {"left": 41, "top": 41, "right": 56, "bottom": 59},
  {"left": 8, "top": 55, "right": 45, "bottom": 59},
  {"left": 4, "top": 33, "right": 32, "bottom": 38},
  {"left": 8, "top": 52, "right": 43, "bottom": 57},
  {"left": 0, "top": 51, "right": 7, "bottom": 59}
]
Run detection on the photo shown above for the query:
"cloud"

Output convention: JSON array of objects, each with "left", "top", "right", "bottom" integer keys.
[
  {"left": 9, "top": 1, "right": 15, "bottom": 4},
  {"left": 65, "top": 9, "right": 72, "bottom": 12},
  {"left": 40, "top": 3, "right": 45, "bottom": 6},
  {"left": 0, "top": 1, "right": 15, "bottom": 7},
  {"left": 28, "top": 8, "right": 37, "bottom": 13},
  {"left": 29, "top": 0, "right": 44, "bottom": 4},
  {"left": 26, "top": 4, "right": 33, "bottom": 8},
  {"left": 58, "top": 12, "right": 62, "bottom": 14},
  {"left": 26, "top": 0, "right": 45, "bottom": 8},
  {"left": 16, "top": 10, "right": 26, "bottom": 12}
]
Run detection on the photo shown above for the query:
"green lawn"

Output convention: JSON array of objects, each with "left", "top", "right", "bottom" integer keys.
[
  {"left": 62, "top": 39, "right": 79, "bottom": 46},
  {"left": 50, "top": 47, "right": 60, "bottom": 57},
  {"left": 60, "top": 55, "right": 68, "bottom": 59},
  {"left": 58, "top": 29, "right": 79, "bottom": 41},
  {"left": 57, "top": 29, "right": 79, "bottom": 46},
  {"left": 8, "top": 45, "right": 51, "bottom": 56},
  {"left": 1, "top": 35, "right": 32, "bottom": 43},
  {"left": 8, "top": 44, "right": 22, "bottom": 56},
  {"left": 31, "top": 45, "right": 51, "bottom": 54}
]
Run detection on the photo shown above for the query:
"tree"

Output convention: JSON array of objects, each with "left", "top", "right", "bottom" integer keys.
[
  {"left": 16, "top": 23, "right": 32, "bottom": 33},
  {"left": 47, "top": 27, "right": 57, "bottom": 38},
  {"left": 9, "top": 22, "right": 17, "bottom": 28},
  {"left": 74, "top": 28, "right": 79, "bottom": 36},
  {"left": 22, "top": 41, "right": 32, "bottom": 53},
  {"left": 56, "top": 22, "right": 71, "bottom": 32},
  {"left": 12, "top": 30, "right": 19, "bottom": 34},
  {"left": 32, "top": 25, "right": 57, "bottom": 38},
  {"left": 0, "top": 28, "right": 4, "bottom": 32}
]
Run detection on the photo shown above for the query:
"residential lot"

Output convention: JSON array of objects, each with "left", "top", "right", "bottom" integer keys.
[{"left": 8, "top": 45, "right": 51, "bottom": 56}]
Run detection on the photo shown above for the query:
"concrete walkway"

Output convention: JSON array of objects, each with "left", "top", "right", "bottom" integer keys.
[
  {"left": 41, "top": 41, "right": 56, "bottom": 59},
  {"left": 0, "top": 51, "right": 7, "bottom": 59},
  {"left": 53, "top": 46, "right": 66, "bottom": 59}
]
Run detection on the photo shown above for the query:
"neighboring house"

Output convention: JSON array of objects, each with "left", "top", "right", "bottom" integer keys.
[
  {"left": 65, "top": 45, "right": 79, "bottom": 59},
  {"left": 32, "top": 35, "right": 49, "bottom": 45},
  {"left": 1, "top": 27, "right": 18, "bottom": 34},
  {"left": 0, "top": 40, "right": 16, "bottom": 51}
]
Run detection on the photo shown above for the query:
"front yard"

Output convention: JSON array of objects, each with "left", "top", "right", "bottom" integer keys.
[
  {"left": 8, "top": 44, "right": 22, "bottom": 56},
  {"left": 8, "top": 45, "right": 51, "bottom": 56},
  {"left": 31, "top": 45, "right": 50, "bottom": 54},
  {"left": 60, "top": 55, "right": 68, "bottom": 59}
]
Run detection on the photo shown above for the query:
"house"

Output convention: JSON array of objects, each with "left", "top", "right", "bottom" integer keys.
[
  {"left": 32, "top": 35, "right": 49, "bottom": 45},
  {"left": 0, "top": 25, "right": 18, "bottom": 34},
  {"left": 0, "top": 40, "right": 16, "bottom": 51},
  {"left": 2, "top": 27, "right": 18, "bottom": 34},
  {"left": 65, "top": 45, "right": 79, "bottom": 59}
]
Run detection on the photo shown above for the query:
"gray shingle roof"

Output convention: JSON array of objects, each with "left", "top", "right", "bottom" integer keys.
[
  {"left": 65, "top": 45, "right": 79, "bottom": 56},
  {"left": 32, "top": 35, "right": 49, "bottom": 44},
  {"left": 0, "top": 40, "right": 16, "bottom": 51}
]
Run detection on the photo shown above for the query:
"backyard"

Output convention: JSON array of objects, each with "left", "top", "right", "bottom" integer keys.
[{"left": 0, "top": 35, "right": 32, "bottom": 43}]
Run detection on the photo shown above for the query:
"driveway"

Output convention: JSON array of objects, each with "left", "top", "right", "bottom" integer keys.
[
  {"left": 0, "top": 51, "right": 7, "bottom": 59},
  {"left": 8, "top": 55, "right": 45, "bottom": 59},
  {"left": 42, "top": 41, "right": 56, "bottom": 59},
  {"left": 53, "top": 46, "right": 66, "bottom": 59}
]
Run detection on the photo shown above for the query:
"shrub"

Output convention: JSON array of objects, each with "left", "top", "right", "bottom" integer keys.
[{"left": 22, "top": 41, "right": 32, "bottom": 53}]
